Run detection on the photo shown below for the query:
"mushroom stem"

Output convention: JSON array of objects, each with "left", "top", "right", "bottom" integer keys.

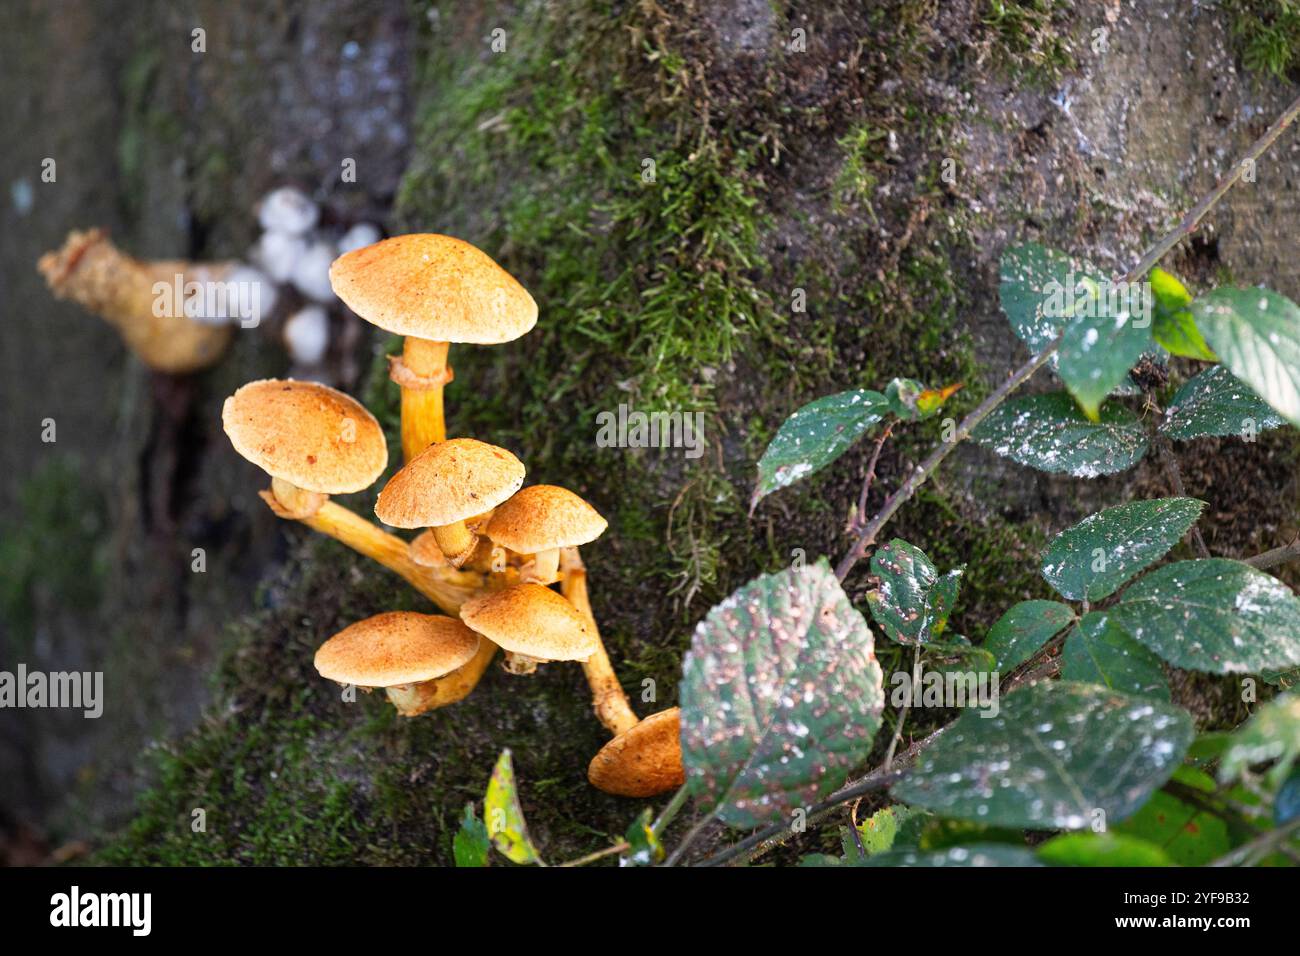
[
  {"left": 561, "top": 550, "right": 640, "bottom": 736},
  {"left": 433, "top": 519, "right": 478, "bottom": 568},
  {"left": 38, "top": 229, "right": 235, "bottom": 373},
  {"left": 266, "top": 478, "right": 480, "bottom": 615},
  {"left": 264, "top": 480, "right": 503, "bottom": 709},
  {"left": 396, "top": 337, "right": 450, "bottom": 461},
  {"left": 522, "top": 547, "right": 561, "bottom": 585}
]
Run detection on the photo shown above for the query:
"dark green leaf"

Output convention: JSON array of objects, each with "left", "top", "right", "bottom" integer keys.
[
  {"left": 1219, "top": 690, "right": 1300, "bottom": 788},
  {"left": 1036, "top": 832, "right": 1173, "bottom": 866},
  {"left": 1040, "top": 498, "right": 1205, "bottom": 601},
  {"left": 452, "top": 803, "right": 490, "bottom": 868},
  {"left": 1193, "top": 287, "right": 1300, "bottom": 426},
  {"left": 752, "top": 389, "right": 888, "bottom": 510},
  {"left": 970, "top": 393, "right": 1148, "bottom": 477},
  {"left": 1161, "top": 365, "right": 1284, "bottom": 441},
  {"left": 982, "top": 600, "right": 1076, "bottom": 672},
  {"left": 1060, "top": 613, "right": 1170, "bottom": 701},
  {"left": 1108, "top": 559, "right": 1300, "bottom": 674},
  {"left": 922, "top": 641, "right": 998, "bottom": 676},
  {"left": 680, "top": 561, "right": 885, "bottom": 828},
  {"left": 866, "top": 539, "right": 963, "bottom": 645},
  {"left": 999, "top": 242, "right": 1093, "bottom": 359},
  {"left": 484, "top": 749, "right": 544, "bottom": 865},
  {"left": 1057, "top": 289, "right": 1154, "bottom": 420},
  {"left": 893, "top": 681, "right": 1193, "bottom": 829}
]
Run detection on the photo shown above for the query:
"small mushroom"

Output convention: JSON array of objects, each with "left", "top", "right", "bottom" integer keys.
[
  {"left": 561, "top": 549, "right": 685, "bottom": 797},
  {"left": 484, "top": 485, "right": 608, "bottom": 585},
  {"left": 460, "top": 582, "right": 598, "bottom": 675},
  {"left": 38, "top": 229, "right": 236, "bottom": 374},
  {"left": 221, "top": 379, "right": 482, "bottom": 615},
  {"left": 313, "top": 611, "right": 480, "bottom": 716},
  {"left": 374, "top": 438, "right": 524, "bottom": 568},
  {"left": 329, "top": 234, "right": 537, "bottom": 460},
  {"left": 587, "top": 708, "right": 686, "bottom": 799}
]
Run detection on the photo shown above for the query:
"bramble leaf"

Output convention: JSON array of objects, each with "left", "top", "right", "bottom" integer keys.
[
  {"left": 752, "top": 389, "right": 888, "bottom": 510},
  {"left": 1108, "top": 559, "right": 1300, "bottom": 675},
  {"left": 970, "top": 392, "right": 1148, "bottom": 477},
  {"left": 892, "top": 681, "right": 1193, "bottom": 829},
  {"left": 1060, "top": 613, "right": 1170, "bottom": 701},
  {"left": 866, "top": 539, "right": 963, "bottom": 645},
  {"left": 1057, "top": 291, "right": 1154, "bottom": 421},
  {"left": 1193, "top": 287, "right": 1300, "bottom": 427},
  {"left": 982, "top": 600, "right": 1076, "bottom": 671},
  {"left": 1040, "top": 497, "right": 1205, "bottom": 601},
  {"left": 680, "top": 561, "right": 885, "bottom": 828},
  {"left": 1161, "top": 364, "right": 1284, "bottom": 441}
]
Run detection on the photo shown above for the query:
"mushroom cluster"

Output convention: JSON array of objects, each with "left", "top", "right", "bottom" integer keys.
[{"left": 221, "top": 233, "right": 684, "bottom": 797}]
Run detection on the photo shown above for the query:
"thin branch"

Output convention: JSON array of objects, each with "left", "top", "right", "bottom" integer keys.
[
  {"left": 1156, "top": 435, "right": 1210, "bottom": 558},
  {"left": 834, "top": 90, "right": 1300, "bottom": 584},
  {"left": 559, "top": 842, "right": 629, "bottom": 867},
  {"left": 848, "top": 421, "right": 894, "bottom": 535},
  {"left": 1245, "top": 534, "right": 1300, "bottom": 571},
  {"left": 664, "top": 812, "right": 715, "bottom": 867},
  {"left": 1124, "top": 92, "right": 1300, "bottom": 282}
]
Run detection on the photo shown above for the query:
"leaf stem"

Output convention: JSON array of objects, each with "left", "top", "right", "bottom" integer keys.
[{"left": 652, "top": 784, "right": 690, "bottom": 837}]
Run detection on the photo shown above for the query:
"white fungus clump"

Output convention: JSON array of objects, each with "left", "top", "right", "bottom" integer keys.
[
  {"left": 257, "top": 186, "right": 320, "bottom": 235},
  {"left": 283, "top": 305, "right": 331, "bottom": 366}
]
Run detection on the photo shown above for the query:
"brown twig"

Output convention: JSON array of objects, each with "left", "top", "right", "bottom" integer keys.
[
  {"left": 1245, "top": 534, "right": 1300, "bottom": 571},
  {"left": 848, "top": 421, "right": 895, "bottom": 535}
]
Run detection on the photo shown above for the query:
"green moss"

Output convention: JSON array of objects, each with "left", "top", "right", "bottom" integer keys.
[
  {"left": 1224, "top": 0, "right": 1300, "bottom": 78},
  {"left": 980, "top": 0, "right": 1076, "bottom": 82}
]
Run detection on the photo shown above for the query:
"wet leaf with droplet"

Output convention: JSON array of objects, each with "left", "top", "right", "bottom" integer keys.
[
  {"left": 1040, "top": 497, "right": 1205, "bottom": 601},
  {"left": 866, "top": 539, "right": 963, "bottom": 645},
  {"left": 752, "top": 389, "right": 888, "bottom": 510},
  {"left": 1161, "top": 364, "right": 1284, "bottom": 441},
  {"left": 892, "top": 681, "right": 1193, "bottom": 829},
  {"left": 1219, "top": 690, "right": 1300, "bottom": 788},
  {"left": 680, "top": 560, "right": 885, "bottom": 828},
  {"left": 1108, "top": 559, "right": 1300, "bottom": 675},
  {"left": 1194, "top": 287, "right": 1300, "bottom": 426},
  {"left": 970, "top": 392, "right": 1148, "bottom": 477}
]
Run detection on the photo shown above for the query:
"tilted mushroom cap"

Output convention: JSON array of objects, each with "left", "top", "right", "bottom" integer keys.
[
  {"left": 485, "top": 485, "right": 608, "bottom": 554},
  {"left": 375, "top": 438, "right": 524, "bottom": 528},
  {"left": 329, "top": 234, "right": 538, "bottom": 344},
  {"left": 460, "top": 583, "right": 598, "bottom": 662},
  {"left": 587, "top": 707, "right": 686, "bottom": 797},
  {"left": 222, "top": 379, "right": 387, "bottom": 493},
  {"left": 313, "top": 611, "right": 480, "bottom": 687}
]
